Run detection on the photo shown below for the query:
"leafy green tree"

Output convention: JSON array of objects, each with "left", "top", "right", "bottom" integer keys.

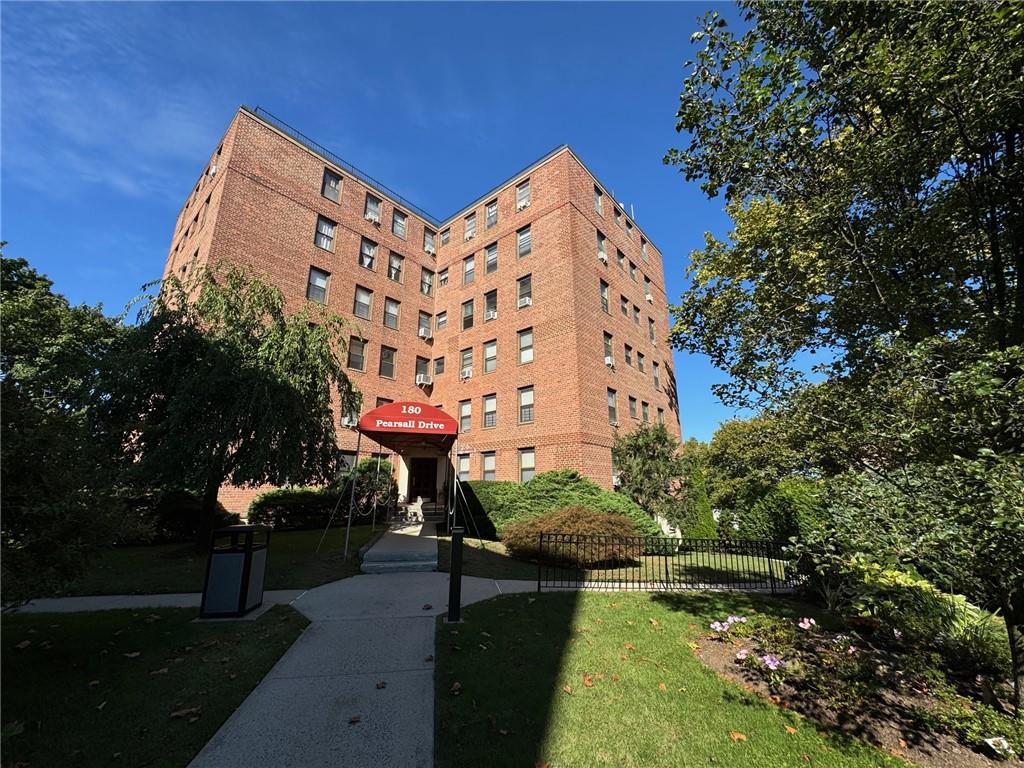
[
  {"left": 678, "top": 439, "right": 717, "bottom": 538},
  {"left": 612, "top": 423, "right": 686, "bottom": 527},
  {"left": 98, "top": 267, "right": 361, "bottom": 548},
  {"left": 0, "top": 250, "right": 141, "bottom": 598}
]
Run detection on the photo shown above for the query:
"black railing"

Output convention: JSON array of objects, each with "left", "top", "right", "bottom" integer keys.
[{"left": 536, "top": 534, "right": 802, "bottom": 594}]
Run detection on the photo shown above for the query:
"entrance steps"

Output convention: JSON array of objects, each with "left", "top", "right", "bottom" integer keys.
[{"left": 360, "top": 522, "right": 438, "bottom": 574}]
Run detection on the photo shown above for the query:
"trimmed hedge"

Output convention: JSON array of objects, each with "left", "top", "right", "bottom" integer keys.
[
  {"left": 739, "top": 477, "right": 824, "bottom": 542},
  {"left": 503, "top": 506, "right": 639, "bottom": 565},
  {"left": 461, "top": 470, "right": 662, "bottom": 539}
]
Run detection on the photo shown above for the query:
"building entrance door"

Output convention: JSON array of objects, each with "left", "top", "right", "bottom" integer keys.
[{"left": 408, "top": 457, "right": 437, "bottom": 501}]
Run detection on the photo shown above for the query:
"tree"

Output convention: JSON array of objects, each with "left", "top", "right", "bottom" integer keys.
[
  {"left": 666, "top": 1, "right": 1024, "bottom": 710},
  {"left": 98, "top": 267, "right": 361, "bottom": 548},
  {"left": 1, "top": 250, "right": 140, "bottom": 598},
  {"left": 612, "top": 423, "right": 686, "bottom": 530},
  {"left": 678, "top": 439, "right": 717, "bottom": 538}
]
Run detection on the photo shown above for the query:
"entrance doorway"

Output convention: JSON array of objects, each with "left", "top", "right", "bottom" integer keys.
[{"left": 408, "top": 457, "right": 437, "bottom": 501}]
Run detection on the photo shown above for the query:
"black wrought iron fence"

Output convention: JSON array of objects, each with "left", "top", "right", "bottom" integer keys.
[{"left": 536, "top": 534, "right": 803, "bottom": 594}]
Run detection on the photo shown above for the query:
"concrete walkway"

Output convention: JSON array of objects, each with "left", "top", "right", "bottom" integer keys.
[
  {"left": 9, "top": 589, "right": 305, "bottom": 614},
  {"left": 361, "top": 522, "right": 439, "bottom": 573},
  {"left": 188, "top": 572, "right": 534, "bottom": 768}
]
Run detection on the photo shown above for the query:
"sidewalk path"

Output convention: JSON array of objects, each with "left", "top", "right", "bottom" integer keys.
[
  {"left": 9, "top": 589, "right": 305, "bottom": 614},
  {"left": 188, "top": 572, "right": 534, "bottom": 768}
]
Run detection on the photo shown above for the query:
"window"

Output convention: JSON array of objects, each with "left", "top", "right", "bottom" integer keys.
[
  {"left": 607, "top": 389, "right": 618, "bottom": 423},
  {"left": 624, "top": 344, "right": 633, "bottom": 366},
  {"left": 620, "top": 295, "right": 629, "bottom": 317},
  {"left": 441, "top": 228, "right": 450, "bottom": 246},
  {"left": 629, "top": 261, "right": 637, "bottom": 281},
  {"left": 458, "top": 453, "right": 470, "bottom": 481},
  {"left": 518, "top": 327, "right": 534, "bottom": 364},
  {"left": 637, "top": 352, "right": 645, "bottom": 373},
  {"left": 653, "top": 361, "right": 661, "bottom": 390},
  {"left": 603, "top": 332, "right": 613, "bottom": 358},
  {"left": 617, "top": 250, "right": 625, "bottom": 270},
  {"left": 629, "top": 396, "right": 638, "bottom": 419},
  {"left": 483, "top": 339, "right": 497, "bottom": 373},
  {"left": 464, "top": 212, "right": 477, "bottom": 240},
  {"left": 424, "top": 229, "right": 436, "bottom": 254},
  {"left": 364, "top": 194, "right": 381, "bottom": 221},
  {"left": 641, "top": 237, "right": 649, "bottom": 260},
  {"left": 460, "top": 347, "right": 473, "bottom": 371},
  {"left": 392, "top": 209, "right": 407, "bottom": 238},
  {"left": 485, "top": 199, "right": 498, "bottom": 228},
  {"left": 315, "top": 215, "right": 336, "bottom": 251},
  {"left": 415, "top": 356, "right": 430, "bottom": 380},
  {"left": 600, "top": 280, "right": 610, "bottom": 313},
  {"left": 517, "top": 225, "right": 532, "bottom": 257},
  {"left": 383, "top": 297, "right": 400, "bottom": 329},
  {"left": 485, "top": 242, "right": 498, "bottom": 273},
  {"left": 421, "top": 268, "right": 434, "bottom": 296},
  {"left": 418, "top": 311, "right": 432, "bottom": 337},
  {"left": 376, "top": 397, "right": 393, "bottom": 407},
  {"left": 459, "top": 401, "right": 471, "bottom": 433},
  {"left": 462, "top": 299, "right": 474, "bottom": 330},
  {"left": 614, "top": 207, "right": 623, "bottom": 227},
  {"left": 353, "top": 286, "right": 372, "bottom": 320},
  {"left": 517, "top": 274, "right": 532, "bottom": 305},
  {"left": 633, "top": 305, "right": 640, "bottom": 324},
  {"left": 341, "top": 403, "right": 359, "bottom": 428},
  {"left": 516, "top": 179, "right": 530, "bottom": 209},
  {"left": 642, "top": 401, "right": 650, "bottom": 422},
  {"left": 482, "top": 451, "right": 496, "bottom": 481},
  {"left": 434, "top": 357, "right": 445, "bottom": 375},
  {"left": 463, "top": 255, "right": 475, "bottom": 284},
  {"left": 321, "top": 168, "right": 341, "bottom": 202},
  {"left": 626, "top": 219, "right": 634, "bottom": 237},
  {"left": 388, "top": 251, "right": 404, "bottom": 282},
  {"left": 594, "top": 185, "right": 603, "bottom": 214},
  {"left": 596, "top": 230, "right": 607, "bottom": 260},
  {"left": 306, "top": 267, "right": 329, "bottom": 303},
  {"left": 519, "top": 448, "right": 536, "bottom": 482},
  {"left": 483, "top": 394, "right": 497, "bottom": 428},
  {"left": 359, "top": 237, "right": 377, "bottom": 270},
  {"left": 644, "top": 276, "right": 652, "bottom": 300},
  {"left": 519, "top": 386, "right": 534, "bottom": 424},
  {"left": 657, "top": 408, "right": 665, "bottom": 425},
  {"left": 347, "top": 337, "right": 366, "bottom": 370},
  {"left": 648, "top": 317, "right": 656, "bottom": 343},
  {"left": 435, "top": 311, "right": 447, "bottom": 330},
  {"left": 438, "top": 268, "right": 449, "bottom": 286},
  {"left": 484, "top": 290, "right": 497, "bottom": 320},
  {"left": 379, "top": 346, "right": 396, "bottom": 378}
]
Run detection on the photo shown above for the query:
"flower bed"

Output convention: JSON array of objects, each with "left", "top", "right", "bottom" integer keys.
[{"left": 697, "top": 613, "right": 1022, "bottom": 768}]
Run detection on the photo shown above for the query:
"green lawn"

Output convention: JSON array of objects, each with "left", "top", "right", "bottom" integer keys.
[
  {"left": 56, "top": 525, "right": 380, "bottom": 597},
  {"left": 437, "top": 536, "right": 538, "bottom": 580},
  {"left": 1, "top": 605, "right": 307, "bottom": 768},
  {"left": 435, "top": 592, "right": 904, "bottom": 768}
]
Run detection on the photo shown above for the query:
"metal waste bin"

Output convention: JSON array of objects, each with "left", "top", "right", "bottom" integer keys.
[{"left": 200, "top": 525, "right": 270, "bottom": 618}]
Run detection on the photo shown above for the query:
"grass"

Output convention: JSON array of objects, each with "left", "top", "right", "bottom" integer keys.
[
  {"left": 437, "top": 536, "right": 538, "bottom": 580},
  {"left": 1, "top": 605, "right": 308, "bottom": 768},
  {"left": 435, "top": 591, "right": 905, "bottom": 768},
  {"left": 55, "top": 525, "right": 380, "bottom": 597}
]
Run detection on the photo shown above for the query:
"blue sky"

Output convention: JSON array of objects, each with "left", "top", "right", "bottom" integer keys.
[{"left": 1, "top": 1, "right": 748, "bottom": 441}]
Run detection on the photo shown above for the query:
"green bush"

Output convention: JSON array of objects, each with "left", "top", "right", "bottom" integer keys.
[
  {"left": 739, "top": 478, "right": 823, "bottom": 542},
  {"left": 502, "top": 506, "right": 639, "bottom": 565},
  {"left": 462, "top": 470, "right": 662, "bottom": 538}
]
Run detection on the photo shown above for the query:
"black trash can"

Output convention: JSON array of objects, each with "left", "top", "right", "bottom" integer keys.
[{"left": 200, "top": 525, "right": 270, "bottom": 619}]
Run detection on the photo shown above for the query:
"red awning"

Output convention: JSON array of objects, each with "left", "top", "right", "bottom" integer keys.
[{"left": 356, "top": 401, "right": 458, "bottom": 456}]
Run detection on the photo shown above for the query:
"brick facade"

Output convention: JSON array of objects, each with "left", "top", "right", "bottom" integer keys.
[{"left": 164, "top": 107, "right": 681, "bottom": 513}]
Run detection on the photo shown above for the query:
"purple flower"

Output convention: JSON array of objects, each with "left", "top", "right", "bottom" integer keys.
[
  {"left": 760, "top": 654, "right": 784, "bottom": 671},
  {"left": 735, "top": 648, "right": 749, "bottom": 661},
  {"left": 797, "top": 617, "right": 817, "bottom": 631},
  {"left": 710, "top": 621, "right": 725, "bottom": 632}
]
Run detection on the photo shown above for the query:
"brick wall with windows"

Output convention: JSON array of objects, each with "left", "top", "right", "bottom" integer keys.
[{"left": 163, "top": 107, "right": 680, "bottom": 511}]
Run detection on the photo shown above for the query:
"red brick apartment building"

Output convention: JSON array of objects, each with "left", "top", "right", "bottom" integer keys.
[{"left": 164, "top": 106, "right": 681, "bottom": 513}]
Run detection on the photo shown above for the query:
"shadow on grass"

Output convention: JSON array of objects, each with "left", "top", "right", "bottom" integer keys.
[{"left": 436, "top": 536, "right": 538, "bottom": 581}]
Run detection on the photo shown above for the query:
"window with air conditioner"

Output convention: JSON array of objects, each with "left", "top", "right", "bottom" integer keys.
[
  {"left": 596, "top": 230, "right": 607, "bottom": 262},
  {"left": 484, "top": 290, "right": 497, "bottom": 320},
  {"left": 424, "top": 229, "right": 436, "bottom": 254},
  {"left": 418, "top": 311, "right": 432, "bottom": 338},
  {"left": 517, "top": 274, "right": 532, "bottom": 307},
  {"left": 364, "top": 194, "right": 381, "bottom": 222},
  {"left": 516, "top": 179, "right": 530, "bottom": 210},
  {"left": 464, "top": 212, "right": 476, "bottom": 240},
  {"left": 415, "top": 357, "right": 430, "bottom": 385}
]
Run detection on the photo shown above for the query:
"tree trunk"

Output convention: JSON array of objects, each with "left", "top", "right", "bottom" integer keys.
[
  {"left": 1005, "top": 590, "right": 1024, "bottom": 717},
  {"left": 196, "top": 470, "right": 224, "bottom": 552}
]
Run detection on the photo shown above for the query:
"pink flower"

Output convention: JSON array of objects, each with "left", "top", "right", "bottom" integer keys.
[
  {"left": 735, "top": 649, "right": 749, "bottom": 661},
  {"left": 797, "top": 617, "right": 817, "bottom": 631},
  {"left": 847, "top": 645, "right": 857, "bottom": 655}
]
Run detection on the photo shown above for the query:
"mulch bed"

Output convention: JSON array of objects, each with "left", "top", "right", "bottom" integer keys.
[{"left": 696, "top": 636, "right": 1013, "bottom": 768}]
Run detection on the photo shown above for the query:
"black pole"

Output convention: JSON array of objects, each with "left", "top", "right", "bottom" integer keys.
[{"left": 446, "top": 526, "right": 464, "bottom": 623}]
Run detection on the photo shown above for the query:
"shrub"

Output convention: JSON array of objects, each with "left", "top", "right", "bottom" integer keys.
[
  {"left": 124, "top": 490, "right": 239, "bottom": 544},
  {"left": 502, "top": 506, "right": 639, "bottom": 565},
  {"left": 739, "top": 478, "right": 823, "bottom": 542}
]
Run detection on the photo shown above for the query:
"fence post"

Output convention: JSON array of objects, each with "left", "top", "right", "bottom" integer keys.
[
  {"left": 766, "top": 542, "right": 777, "bottom": 595},
  {"left": 536, "top": 532, "right": 543, "bottom": 593},
  {"left": 446, "top": 526, "right": 464, "bottom": 623}
]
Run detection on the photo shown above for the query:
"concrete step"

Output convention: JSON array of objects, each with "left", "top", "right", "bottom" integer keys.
[{"left": 361, "top": 560, "right": 437, "bottom": 574}]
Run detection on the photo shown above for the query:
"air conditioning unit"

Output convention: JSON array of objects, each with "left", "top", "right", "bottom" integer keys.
[
  {"left": 208, "top": 164, "right": 218, "bottom": 176},
  {"left": 598, "top": 253, "right": 608, "bottom": 264},
  {"left": 517, "top": 201, "right": 530, "bottom": 212},
  {"left": 341, "top": 415, "right": 358, "bottom": 428},
  {"left": 646, "top": 294, "right": 653, "bottom": 303},
  {"left": 364, "top": 212, "right": 380, "bottom": 224},
  {"left": 610, "top": 420, "right": 619, "bottom": 428},
  {"left": 418, "top": 328, "right": 432, "bottom": 340},
  {"left": 518, "top": 296, "right": 532, "bottom": 308},
  {"left": 415, "top": 374, "right": 433, "bottom": 386},
  {"left": 604, "top": 355, "right": 615, "bottom": 367},
  {"left": 460, "top": 367, "right": 473, "bottom": 380},
  {"left": 485, "top": 309, "right": 498, "bottom": 321},
  {"left": 464, "top": 232, "right": 475, "bottom": 242},
  {"left": 424, "top": 245, "right": 436, "bottom": 255},
  {"left": 612, "top": 472, "right": 622, "bottom": 488}
]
